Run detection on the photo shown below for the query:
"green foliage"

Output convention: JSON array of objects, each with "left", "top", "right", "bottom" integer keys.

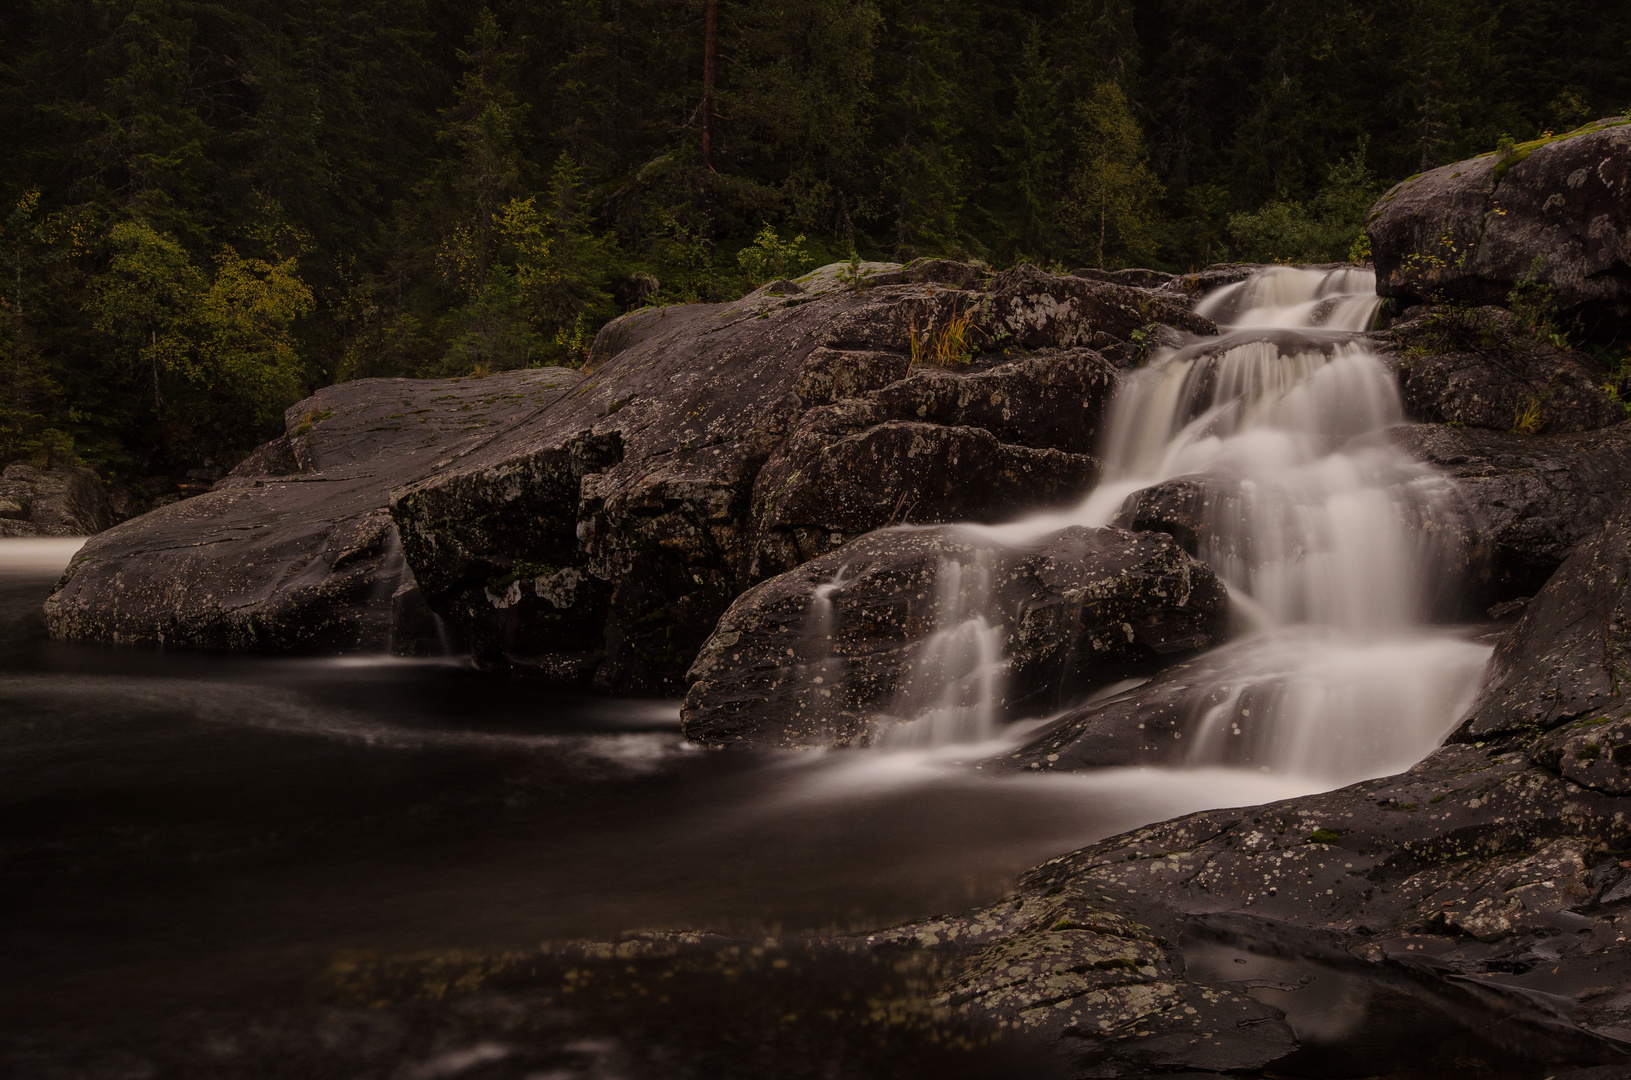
[
  {"left": 1227, "top": 142, "right": 1382, "bottom": 264},
  {"left": 4, "top": 0, "right": 1631, "bottom": 480},
  {"left": 737, "top": 225, "right": 813, "bottom": 286},
  {"left": 90, "top": 220, "right": 314, "bottom": 461},
  {"left": 1507, "top": 256, "right": 1569, "bottom": 348},
  {"left": 1062, "top": 82, "right": 1162, "bottom": 268}
]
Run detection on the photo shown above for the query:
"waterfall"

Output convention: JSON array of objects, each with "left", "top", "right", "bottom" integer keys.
[
  {"left": 876, "top": 552, "right": 1008, "bottom": 749},
  {"left": 874, "top": 266, "right": 1488, "bottom": 784}
]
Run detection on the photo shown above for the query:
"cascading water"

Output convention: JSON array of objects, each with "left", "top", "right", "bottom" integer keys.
[{"left": 888, "top": 265, "right": 1490, "bottom": 787}]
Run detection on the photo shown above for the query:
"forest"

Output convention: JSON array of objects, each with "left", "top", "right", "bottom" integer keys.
[{"left": 2, "top": 0, "right": 1630, "bottom": 493}]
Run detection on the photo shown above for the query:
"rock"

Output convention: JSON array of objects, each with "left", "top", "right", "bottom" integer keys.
[
  {"left": 748, "top": 346, "right": 1116, "bottom": 578},
  {"left": 1380, "top": 422, "right": 1631, "bottom": 605},
  {"left": 392, "top": 259, "right": 1211, "bottom": 694},
  {"left": 1377, "top": 306, "right": 1620, "bottom": 434},
  {"left": 1368, "top": 118, "right": 1631, "bottom": 336},
  {"left": 1534, "top": 716, "right": 1631, "bottom": 797},
  {"left": 45, "top": 368, "right": 578, "bottom": 654},
  {"left": 1071, "top": 266, "right": 1178, "bottom": 290},
  {"left": 680, "top": 524, "right": 1229, "bottom": 749},
  {"left": 1458, "top": 497, "right": 1631, "bottom": 740},
  {"left": 0, "top": 463, "right": 114, "bottom": 537},
  {"left": 864, "top": 740, "right": 1631, "bottom": 1073}
]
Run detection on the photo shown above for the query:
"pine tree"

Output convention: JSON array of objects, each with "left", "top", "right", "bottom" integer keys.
[{"left": 1063, "top": 81, "right": 1162, "bottom": 269}]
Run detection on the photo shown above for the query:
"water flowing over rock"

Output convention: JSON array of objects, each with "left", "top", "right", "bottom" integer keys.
[
  {"left": 45, "top": 370, "right": 578, "bottom": 653},
  {"left": 1382, "top": 421, "right": 1631, "bottom": 606},
  {"left": 986, "top": 267, "right": 1490, "bottom": 788},
  {"left": 681, "top": 524, "right": 1227, "bottom": 748},
  {"left": 1368, "top": 117, "right": 1631, "bottom": 337},
  {"left": 390, "top": 260, "right": 1206, "bottom": 693}
]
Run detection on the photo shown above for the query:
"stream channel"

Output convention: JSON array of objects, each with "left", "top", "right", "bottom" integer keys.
[{"left": 0, "top": 269, "right": 1552, "bottom": 1079}]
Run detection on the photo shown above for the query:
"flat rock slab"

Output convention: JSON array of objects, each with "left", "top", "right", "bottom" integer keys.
[
  {"left": 45, "top": 369, "right": 577, "bottom": 653},
  {"left": 856, "top": 741, "right": 1631, "bottom": 1075},
  {"left": 681, "top": 524, "right": 1228, "bottom": 749}
]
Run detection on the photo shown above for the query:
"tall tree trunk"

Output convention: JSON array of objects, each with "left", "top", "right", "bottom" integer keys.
[{"left": 702, "top": 0, "right": 718, "bottom": 174}]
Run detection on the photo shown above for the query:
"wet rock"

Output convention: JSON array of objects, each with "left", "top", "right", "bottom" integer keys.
[
  {"left": 45, "top": 369, "right": 578, "bottom": 654},
  {"left": 749, "top": 347, "right": 1116, "bottom": 578},
  {"left": 873, "top": 741, "right": 1631, "bottom": 1073},
  {"left": 1458, "top": 497, "right": 1631, "bottom": 740},
  {"left": 394, "top": 260, "right": 1208, "bottom": 693},
  {"left": 1368, "top": 118, "right": 1631, "bottom": 336},
  {"left": 1381, "top": 421, "right": 1631, "bottom": 604},
  {"left": 0, "top": 463, "right": 114, "bottom": 537},
  {"left": 1377, "top": 306, "right": 1620, "bottom": 434},
  {"left": 1534, "top": 716, "right": 1631, "bottom": 796},
  {"left": 680, "top": 524, "right": 1228, "bottom": 749}
]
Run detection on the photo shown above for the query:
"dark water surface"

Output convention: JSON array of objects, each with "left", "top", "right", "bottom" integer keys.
[{"left": 6, "top": 538, "right": 1323, "bottom": 1079}]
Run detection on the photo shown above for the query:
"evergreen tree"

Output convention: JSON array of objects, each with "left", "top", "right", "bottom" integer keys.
[{"left": 1062, "top": 81, "right": 1162, "bottom": 268}]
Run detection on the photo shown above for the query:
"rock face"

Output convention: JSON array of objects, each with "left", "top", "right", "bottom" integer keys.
[
  {"left": 1459, "top": 497, "right": 1631, "bottom": 740},
  {"left": 1380, "top": 422, "right": 1631, "bottom": 606},
  {"left": 680, "top": 524, "right": 1229, "bottom": 749},
  {"left": 867, "top": 740, "right": 1631, "bottom": 1075},
  {"left": 45, "top": 369, "right": 578, "bottom": 653},
  {"left": 747, "top": 347, "right": 1113, "bottom": 579},
  {"left": 1368, "top": 117, "right": 1631, "bottom": 336},
  {"left": 0, "top": 463, "right": 114, "bottom": 537},
  {"left": 391, "top": 259, "right": 1212, "bottom": 693},
  {"left": 1378, "top": 306, "right": 1621, "bottom": 434}
]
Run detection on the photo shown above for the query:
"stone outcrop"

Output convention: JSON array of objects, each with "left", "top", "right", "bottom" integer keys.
[
  {"left": 0, "top": 463, "right": 114, "bottom": 537},
  {"left": 1380, "top": 422, "right": 1631, "bottom": 606},
  {"left": 680, "top": 524, "right": 1229, "bottom": 749},
  {"left": 390, "top": 259, "right": 1212, "bottom": 693},
  {"left": 864, "top": 740, "right": 1631, "bottom": 1075},
  {"left": 45, "top": 369, "right": 578, "bottom": 653},
  {"left": 1459, "top": 496, "right": 1631, "bottom": 740},
  {"left": 1368, "top": 117, "right": 1631, "bottom": 336},
  {"left": 1378, "top": 306, "right": 1621, "bottom": 434}
]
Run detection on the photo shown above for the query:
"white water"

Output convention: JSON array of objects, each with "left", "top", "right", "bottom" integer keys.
[{"left": 872, "top": 265, "right": 1489, "bottom": 789}]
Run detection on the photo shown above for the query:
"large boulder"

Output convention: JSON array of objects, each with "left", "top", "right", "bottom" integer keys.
[
  {"left": 391, "top": 259, "right": 1213, "bottom": 693},
  {"left": 1368, "top": 117, "right": 1631, "bottom": 336},
  {"left": 0, "top": 463, "right": 114, "bottom": 537},
  {"left": 680, "top": 524, "right": 1229, "bottom": 749},
  {"left": 1377, "top": 306, "right": 1621, "bottom": 434},
  {"left": 45, "top": 369, "right": 578, "bottom": 653}
]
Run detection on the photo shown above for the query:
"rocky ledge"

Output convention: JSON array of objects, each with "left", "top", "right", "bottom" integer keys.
[{"left": 45, "top": 369, "right": 577, "bottom": 653}]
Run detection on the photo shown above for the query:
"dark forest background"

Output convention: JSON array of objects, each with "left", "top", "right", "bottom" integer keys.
[{"left": 3, "top": 0, "right": 1630, "bottom": 489}]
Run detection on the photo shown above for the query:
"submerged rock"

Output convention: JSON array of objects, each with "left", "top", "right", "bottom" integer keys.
[
  {"left": 392, "top": 259, "right": 1209, "bottom": 693},
  {"left": 1368, "top": 117, "right": 1631, "bottom": 337},
  {"left": 0, "top": 463, "right": 114, "bottom": 537},
  {"left": 680, "top": 524, "right": 1228, "bottom": 749},
  {"left": 45, "top": 369, "right": 578, "bottom": 653}
]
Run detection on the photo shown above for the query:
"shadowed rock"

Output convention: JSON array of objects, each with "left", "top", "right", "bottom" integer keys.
[
  {"left": 0, "top": 463, "right": 114, "bottom": 537},
  {"left": 45, "top": 369, "right": 578, "bottom": 653},
  {"left": 1368, "top": 118, "right": 1631, "bottom": 337},
  {"left": 392, "top": 259, "right": 1210, "bottom": 693},
  {"left": 1377, "top": 306, "right": 1620, "bottom": 434}
]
